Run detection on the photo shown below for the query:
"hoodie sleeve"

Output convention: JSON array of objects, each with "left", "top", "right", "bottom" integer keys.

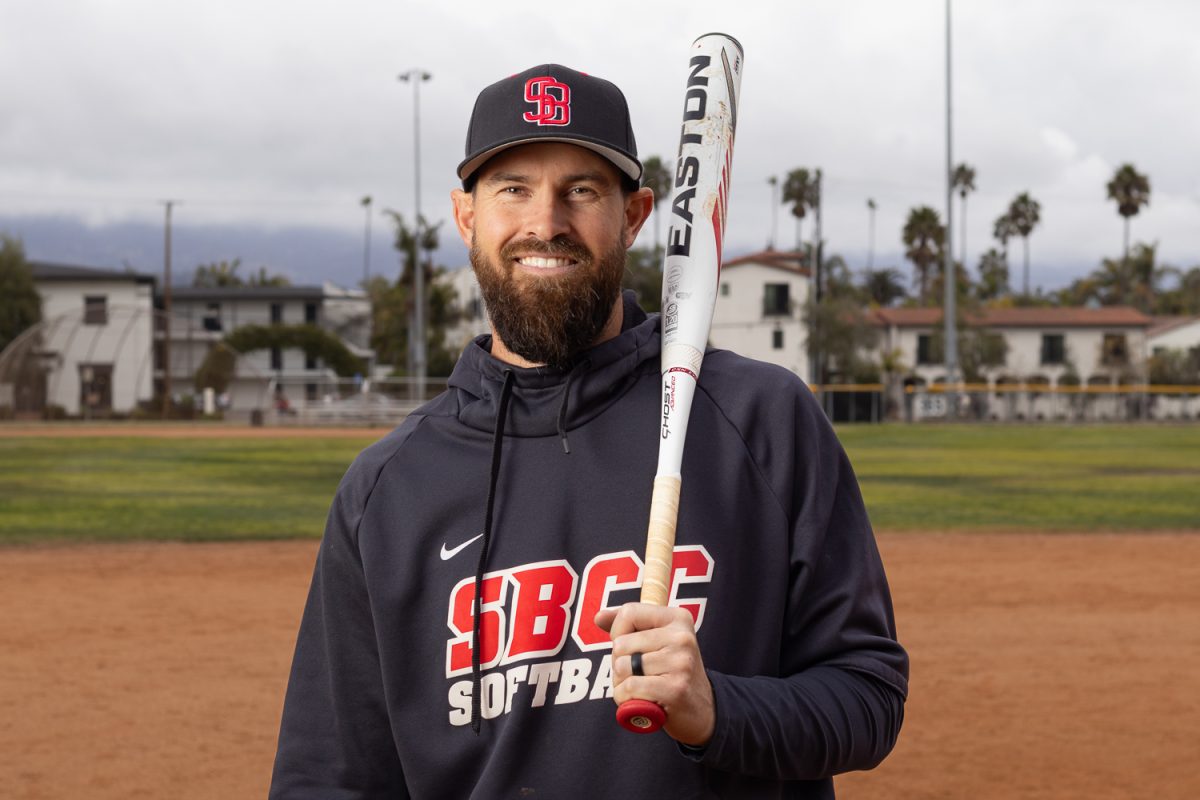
[
  {"left": 269, "top": 446, "right": 410, "bottom": 799},
  {"left": 685, "top": 384, "right": 909, "bottom": 780}
]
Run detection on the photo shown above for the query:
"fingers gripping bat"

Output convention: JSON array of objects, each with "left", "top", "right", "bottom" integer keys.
[{"left": 616, "top": 32, "right": 743, "bottom": 735}]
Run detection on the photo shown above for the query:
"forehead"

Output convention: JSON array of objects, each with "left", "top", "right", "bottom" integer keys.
[{"left": 474, "top": 142, "right": 622, "bottom": 185}]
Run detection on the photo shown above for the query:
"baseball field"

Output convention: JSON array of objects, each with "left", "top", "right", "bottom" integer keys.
[{"left": 2, "top": 422, "right": 1198, "bottom": 798}]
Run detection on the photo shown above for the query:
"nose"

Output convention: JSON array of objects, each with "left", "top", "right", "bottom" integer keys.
[{"left": 523, "top": 192, "right": 571, "bottom": 242}]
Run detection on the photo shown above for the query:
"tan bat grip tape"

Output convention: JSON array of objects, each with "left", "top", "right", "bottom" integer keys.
[{"left": 640, "top": 475, "right": 681, "bottom": 607}]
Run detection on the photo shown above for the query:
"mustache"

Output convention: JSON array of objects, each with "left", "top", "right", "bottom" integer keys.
[{"left": 499, "top": 237, "right": 592, "bottom": 263}]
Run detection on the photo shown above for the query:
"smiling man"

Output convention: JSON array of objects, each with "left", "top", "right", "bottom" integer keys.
[{"left": 270, "top": 64, "right": 908, "bottom": 799}]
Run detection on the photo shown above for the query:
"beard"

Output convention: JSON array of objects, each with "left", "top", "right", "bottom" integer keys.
[{"left": 470, "top": 234, "right": 627, "bottom": 370}]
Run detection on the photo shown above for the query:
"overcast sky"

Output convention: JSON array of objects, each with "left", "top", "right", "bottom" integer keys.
[{"left": 2, "top": 0, "right": 1198, "bottom": 291}]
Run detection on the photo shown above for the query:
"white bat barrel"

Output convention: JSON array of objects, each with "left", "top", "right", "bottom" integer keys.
[{"left": 617, "top": 32, "right": 743, "bottom": 735}]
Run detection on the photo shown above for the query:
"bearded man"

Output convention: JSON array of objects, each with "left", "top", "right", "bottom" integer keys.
[{"left": 270, "top": 64, "right": 907, "bottom": 799}]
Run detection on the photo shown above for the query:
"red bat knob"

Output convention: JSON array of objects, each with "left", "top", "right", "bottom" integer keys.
[{"left": 616, "top": 699, "right": 666, "bottom": 734}]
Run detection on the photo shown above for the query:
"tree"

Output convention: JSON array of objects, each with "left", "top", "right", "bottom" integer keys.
[
  {"left": 782, "top": 168, "right": 818, "bottom": 255},
  {"left": 1157, "top": 265, "right": 1200, "bottom": 315},
  {"left": 1106, "top": 163, "right": 1151, "bottom": 263},
  {"left": 1007, "top": 192, "right": 1041, "bottom": 296},
  {"left": 1059, "top": 243, "right": 1172, "bottom": 313},
  {"left": 193, "top": 259, "right": 245, "bottom": 288},
  {"left": 993, "top": 211, "right": 1020, "bottom": 259},
  {"left": 192, "top": 258, "right": 289, "bottom": 288},
  {"left": 976, "top": 248, "right": 1010, "bottom": 302},
  {"left": 0, "top": 235, "right": 42, "bottom": 355},
  {"left": 861, "top": 267, "right": 907, "bottom": 307},
  {"left": 902, "top": 206, "right": 945, "bottom": 305},
  {"left": 623, "top": 246, "right": 663, "bottom": 313},
  {"left": 373, "top": 211, "right": 459, "bottom": 375},
  {"left": 640, "top": 155, "right": 672, "bottom": 254},
  {"left": 951, "top": 163, "right": 976, "bottom": 266}
]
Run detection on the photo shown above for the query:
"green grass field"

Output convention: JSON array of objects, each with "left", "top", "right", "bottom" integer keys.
[{"left": 0, "top": 424, "right": 1197, "bottom": 543}]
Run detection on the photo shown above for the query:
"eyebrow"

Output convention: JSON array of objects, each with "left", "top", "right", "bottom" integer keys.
[{"left": 481, "top": 170, "right": 614, "bottom": 187}]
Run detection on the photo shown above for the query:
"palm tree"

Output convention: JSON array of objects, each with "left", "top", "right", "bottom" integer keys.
[
  {"left": 1106, "top": 164, "right": 1151, "bottom": 262},
  {"left": 976, "top": 248, "right": 1009, "bottom": 301},
  {"left": 782, "top": 168, "right": 817, "bottom": 256},
  {"left": 640, "top": 155, "right": 673, "bottom": 254},
  {"left": 1007, "top": 192, "right": 1041, "bottom": 296},
  {"left": 993, "top": 212, "right": 1019, "bottom": 258},
  {"left": 866, "top": 198, "right": 877, "bottom": 270},
  {"left": 862, "top": 267, "right": 906, "bottom": 307},
  {"left": 951, "top": 163, "right": 976, "bottom": 266},
  {"left": 902, "top": 206, "right": 945, "bottom": 305}
]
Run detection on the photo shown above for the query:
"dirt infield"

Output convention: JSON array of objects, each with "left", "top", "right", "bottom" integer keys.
[{"left": 2, "top": 533, "right": 1198, "bottom": 799}]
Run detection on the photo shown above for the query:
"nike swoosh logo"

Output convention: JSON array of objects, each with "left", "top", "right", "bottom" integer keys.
[{"left": 440, "top": 533, "right": 484, "bottom": 561}]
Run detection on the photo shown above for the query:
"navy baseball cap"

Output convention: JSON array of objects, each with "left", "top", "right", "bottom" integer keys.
[{"left": 458, "top": 64, "right": 642, "bottom": 188}]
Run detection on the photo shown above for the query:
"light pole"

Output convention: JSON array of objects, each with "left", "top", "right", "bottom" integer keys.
[
  {"left": 867, "top": 198, "right": 877, "bottom": 271},
  {"left": 160, "top": 199, "right": 180, "bottom": 419},
  {"left": 399, "top": 68, "right": 431, "bottom": 401},
  {"left": 767, "top": 176, "right": 778, "bottom": 250},
  {"left": 943, "top": 0, "right": 960, "bottom": 418},
  {"left": 361, "top": 195, "right": 372, "bottom": 286}
]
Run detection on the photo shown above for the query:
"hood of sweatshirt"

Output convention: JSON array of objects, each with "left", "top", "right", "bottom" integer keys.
[{"left": 445, "top": 290, "right": 661, "bottom": 439}]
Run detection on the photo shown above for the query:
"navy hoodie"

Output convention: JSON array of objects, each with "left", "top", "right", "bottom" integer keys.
[{"left": 270, "top": 294, "right": 908, "bottom": 799}]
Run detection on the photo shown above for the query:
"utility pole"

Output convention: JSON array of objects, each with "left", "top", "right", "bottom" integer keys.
[
  {"left": 160, "top": 199, "right": 180, "bottom": 419},
  {"left": 943, "top": 0, "right": 960, "bottom": 416},
  {"left": 399, "top": 68, "right": 431, "bottom": 402},
  {"left": 361, "top": 195, "right": 373, "bottom": 286}
]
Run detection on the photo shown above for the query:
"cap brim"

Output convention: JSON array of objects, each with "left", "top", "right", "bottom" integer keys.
[{"left": 458, "top": 136, "right": 642, "bottom": 185}]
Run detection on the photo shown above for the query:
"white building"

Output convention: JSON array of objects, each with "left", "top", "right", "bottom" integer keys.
[
  {"left": 163, "top": 283, "right": 374, "bottom": 414},
  {"left": 12, "top": 262, "right": 158, "bottom": 417},
  {"left": 709, "top": 250, "right": 812, "bottom": 379},
  {"left": 1147, "top": 315, "right": 1200, "bottom": 359},
  {"left": 443, "top": 266, "right": 491, "bottom": 353},
  {"left": 870, "top": 306, "right": 1153, "bottom": 387}
]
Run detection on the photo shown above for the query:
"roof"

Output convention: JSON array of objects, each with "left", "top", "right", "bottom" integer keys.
[
  {"left": 166, "top": 286, "right": 326, "bottom": 301},
  {"left": 30, "top": 261, "right": 156, "bottom": 285},
  {"left": 1146, "top": 315, "right": 1200, "bottom": 338},
  {"left": 871, "top": 306, "right": 1153, "bottom": 329},
  {"left": 722, "top": 249, "right": 811, "bottom": 277}
]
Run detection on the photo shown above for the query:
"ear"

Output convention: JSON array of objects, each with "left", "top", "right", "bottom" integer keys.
[
  {"left": 622, "top": 186, "right": 655, "bottom": 249},
  {"left": 451, "top": 188, "right": 475, "bottom": 248}
]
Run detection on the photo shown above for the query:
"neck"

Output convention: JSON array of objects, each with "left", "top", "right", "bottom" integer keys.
[{"left": 488, "top": 295, "right": 625, "bottom": 368}]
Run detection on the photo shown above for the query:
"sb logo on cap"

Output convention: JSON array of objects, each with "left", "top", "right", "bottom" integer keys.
[{"left": 523, "top": 77, "right": 571, "bottom": 126}]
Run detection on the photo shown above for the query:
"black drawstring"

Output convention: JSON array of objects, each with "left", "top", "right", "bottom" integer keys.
[
  {"left": 556, "top": 359, "right": 591, "bottom": 455},
  {"left": 471, "top": 369, "right": 515, "bottom": 734}
]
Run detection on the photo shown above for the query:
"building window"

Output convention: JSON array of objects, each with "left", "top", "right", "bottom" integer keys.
[
  {"left": 203, "top": 302, "right": 222, "bottom": 332},
  {"left": 305, "top": 352, "right": 317, "bottom": 370},
  {"left": 84, "top": 296, "right": 107, "bottom": 325},
  {"left": 305, "top": 302, "right": 318, "bottom": 324},
  {"left": 762, "top": 283, "right": 790, "bottom": 316},
  {"left": 270, "top": 303, "right": 283, "bottom": 324},
  {"left": 271, "top": 346, "right": 282, "bottom": 371},
  {"left": 469, "top": 297, "right": 483, "bottom": 320},
  {"left": 720, "top": 282, "right": 730, "bottom": 297},
  {"left": 1041, "top": 334, "right": 1065, "bottom": 365},
  {"left": 917, "top": 333, "right": 945, "bottom": 366},
  {"left": 772, "top": 329, "right": 784, "bottom": 350},
  {"left": 1101, "top": 333, "right": 1129, "bottom": 366},
  {"left": 305, "top": 382, "right": 318, "bottom": 401}
]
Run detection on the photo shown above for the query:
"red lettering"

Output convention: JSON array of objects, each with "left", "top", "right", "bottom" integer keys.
[
  {"left": 446, "top": 574, "right": 508, "bottom": 677},
  {"left": 669, "top": 545, "right": 714, "bottom": 629},
  {"left": 505, "top": 562, "right": 577, "bottom": 663},
  {"left": 572, "top": 552, "right": 642, "bottom": 651}
]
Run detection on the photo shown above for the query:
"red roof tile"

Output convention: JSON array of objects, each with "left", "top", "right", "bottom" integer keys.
[
  {"left": 722, "top": 249, "right": 811, "bottom": 276},
  {"left": 870, "top": 306, "right": 1153, "bottom": 328}
]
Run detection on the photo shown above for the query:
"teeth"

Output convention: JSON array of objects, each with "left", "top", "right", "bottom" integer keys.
[{"left": 518, "top": 256, "right": 572, "bottom": 269}]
